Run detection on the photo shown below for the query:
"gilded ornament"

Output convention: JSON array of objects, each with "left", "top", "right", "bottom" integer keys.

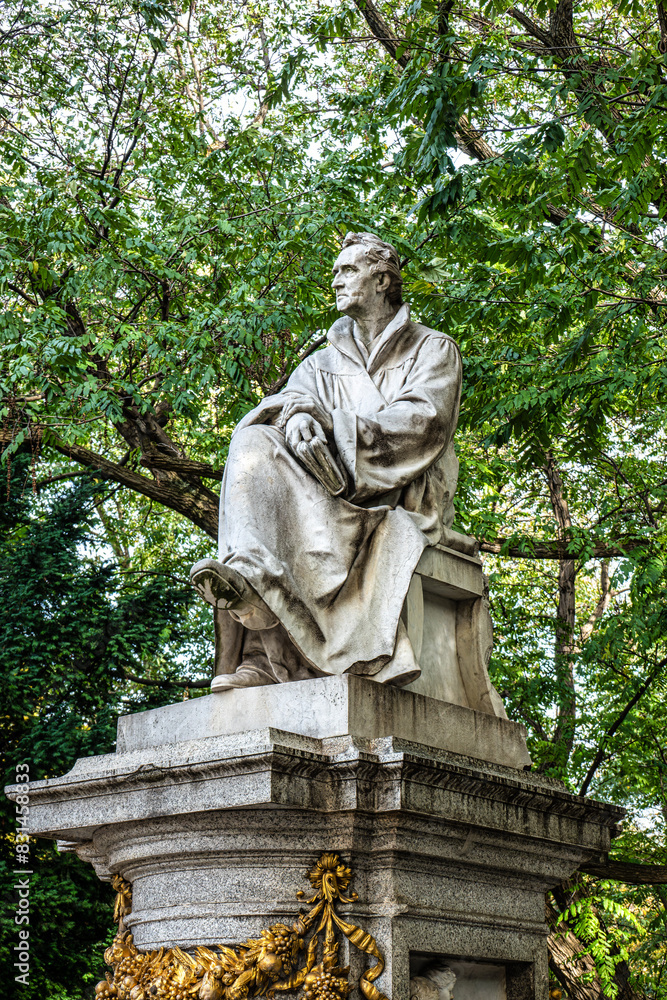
[{"left": 94, "top": 853, "right": 388, "bottom": 1000}]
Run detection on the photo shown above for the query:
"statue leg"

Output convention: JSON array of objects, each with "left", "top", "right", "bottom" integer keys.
[
  {"left": 367, "top": 620, "right": 421, "bottom": 687},
  {"left": 211, "top": 622, "right": 322, "bottom": 692},
  {"left": 213, "top": 608, "right": 244, "bottom": 676}
]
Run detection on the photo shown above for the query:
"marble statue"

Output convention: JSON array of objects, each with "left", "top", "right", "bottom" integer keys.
[
  {"left": 191, "top": 232, "right": 462, "bottom": 691},
  {"left": 410, "top": 964, "right": 457, "bottom": 1000}
]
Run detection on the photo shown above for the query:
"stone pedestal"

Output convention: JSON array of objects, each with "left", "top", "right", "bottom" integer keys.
[{"left": 10, "top": 677, "right": 623, "bottom": 1000}]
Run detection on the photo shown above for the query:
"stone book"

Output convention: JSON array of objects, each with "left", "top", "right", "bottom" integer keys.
[{"left": 294, "top": 436, "right": 346, "bottom": 496}]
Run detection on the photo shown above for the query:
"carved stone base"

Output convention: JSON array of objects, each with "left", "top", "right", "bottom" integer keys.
[
  {"left": 13, "top": 697, "right": 623, "bottom": 1000},
  {"left": 115, "top": 675, "right": 531, "bottom": 769},
  {"left": 98, "top": 855, "right": 384, "bottom": 1000}
]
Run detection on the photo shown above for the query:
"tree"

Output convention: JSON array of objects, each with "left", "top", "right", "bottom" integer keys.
[
  {"left": 2, "top": 0, "right": 667, "bottom": 994},
  {"left": 0, "top": 456, "right": 210, "bottom": 999}
]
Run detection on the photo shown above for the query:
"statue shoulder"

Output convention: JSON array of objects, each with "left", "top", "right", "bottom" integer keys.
[
  {"left": 409, "top": 322, "right": 462, "bottom": 368},
  {"left": 297, "top": 342, "right": 337, "bottom": 369},
  {"left": 288, "top": 341, "right": 343, "bottom": 378},
  {"left": 411, "top": 320, "right": 460, "bottom": 353}
]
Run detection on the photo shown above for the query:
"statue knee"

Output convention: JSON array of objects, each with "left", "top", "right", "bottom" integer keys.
[{"left": 229, "top": 423, "right": 282, "bottom": 473}]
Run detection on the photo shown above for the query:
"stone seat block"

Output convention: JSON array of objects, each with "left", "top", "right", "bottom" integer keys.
[
  {"left": 404, "top": 541, "right": 503, "bottom": 717},
  {"left": 115, "top": 673, "right": 531, "bottom": 769}
]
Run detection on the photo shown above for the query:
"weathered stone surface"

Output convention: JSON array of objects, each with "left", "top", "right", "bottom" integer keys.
[
  {"left": 10, "top": 714, "right": 622, "bottom": 999},
  {"left": 204, "top": 234, "right": 464, "bottom": 691},
  {"left": 415, "top": 545, "right": 484, "bottom": 601},
  {"left": 115, "top": 674, "right": 530, "bottom": 768},
  {"left": 406, "top": 545, "right": 503, "bottom": 715}
]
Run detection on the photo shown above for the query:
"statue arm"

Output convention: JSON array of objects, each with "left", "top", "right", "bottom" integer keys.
[
  {"left": 333, "top": 337, "right": 461, "bottom": 503},
  {"left": 230, "top": 358, "right": 325, "bottom": 436},
  {"left": 234, "top": 368, "right": 320, "bottom": 433}
]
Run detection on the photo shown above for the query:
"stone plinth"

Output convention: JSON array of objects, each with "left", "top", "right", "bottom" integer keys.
[
  {"left": 116, "top": 674, "right": 531, "bottom": 769},
  {"left": 11, "top": 686, "right": 623, "bottom": 1000}
]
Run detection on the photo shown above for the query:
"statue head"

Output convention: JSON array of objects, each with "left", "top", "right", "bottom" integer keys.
[
  {"left": 410, "top": 976, "right": 440, "bottom": 1000},
  {"left": 332, "top": 232, "right": 403, "bottom": 319},
  {"left": 409, "top": 964, "right": 457, "bottom": 1000}
]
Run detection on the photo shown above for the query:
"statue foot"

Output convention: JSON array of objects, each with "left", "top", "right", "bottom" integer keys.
[
  {"left": 190, "top": 560, "right": 278, "bottom": 628},
  {"left": 211, "top": 664, "right": 278, "bottom": 692},
  {"left": 190, "top": 559, "right": 247, "bottom": 609}
]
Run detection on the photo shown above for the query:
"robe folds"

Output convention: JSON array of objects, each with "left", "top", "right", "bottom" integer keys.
[{"left": 217, "top": 303, "right": 462, "bottom": 680}]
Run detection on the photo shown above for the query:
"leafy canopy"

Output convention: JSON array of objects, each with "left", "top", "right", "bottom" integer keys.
[{"left": 2, "top": 0, "right": 667, "bottom": 994}]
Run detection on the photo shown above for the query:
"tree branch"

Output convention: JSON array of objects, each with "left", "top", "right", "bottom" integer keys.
[
  {"left": 265, "top": 334, "right": 328, "bottom": 394},
  {"left": 352, "top": 0, "right": 505, "bottom": 165},
  {"left": 479, "top": 539, "right": 641, "bottom": 559},
  {"left": 507, "top": 7, "right": 552, "bottom": 48},
  {"left": 659, "top": 0, "right": 667, "bottom": 53},
  {"left": 351, "top": 0, "right": 585, "bottom": 229},
  {"left": 504, "top": 700, "right": 550, "bottom": 741},
  {"left": 7, "top": 281, "right": 39, "bottom": 306},
  {"left": 541, "top": 453, "right": 576, "bottom": 766},
  {"left": 578, "top": 561, "right": 611, "bottom": 647},
  {"left": 48, "top": 436, "right": 218, "bottom": 539},
  {"left": 580, "top": 859, "right": 667, "bottom": 884},
  {"left": 578, "top": 657, "right": 666, "bottom": 796},
  {"left": 549, "top": 0, "right": 582, "bottom": 59},
  {"left": 35, "top": 470, "right": 92, "bottom": 491},
  {"left": 353, "top": 0, "right": 409, "bottom": 67},
  {"left": 139, "top": 454, "right": 224, "bottom": 480}
]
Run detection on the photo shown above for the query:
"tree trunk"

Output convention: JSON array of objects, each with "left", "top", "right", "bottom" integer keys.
[
  {"left": 541, "top": 454, "right": 577, "bottom": 771},
  {"left": 548, "top": 901, "right": 608, "bottom": 1000},
  {"left": 547, "top": 902, "right": 643, "bottom": 1000}
]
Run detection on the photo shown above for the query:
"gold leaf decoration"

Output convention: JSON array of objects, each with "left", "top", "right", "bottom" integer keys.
[{"left": 94, "top": 853, "right": 389, "bottom": 1000}]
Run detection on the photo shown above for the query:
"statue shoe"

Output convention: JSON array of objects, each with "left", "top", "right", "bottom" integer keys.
[
  {"left": 190, "top": 558, "right": 247, "bottom": 609},
  {"left": 190, "top": 559, "right": 278, "bottom": 628}
]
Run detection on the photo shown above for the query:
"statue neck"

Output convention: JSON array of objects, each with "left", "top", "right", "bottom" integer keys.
[{"left": 352, "top": 302, "right": 400, "bottom": 351}]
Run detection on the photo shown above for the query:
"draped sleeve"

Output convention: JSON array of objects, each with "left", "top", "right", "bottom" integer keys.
[
  {"left": 231, "top": 355, "right": 323, "bottom": 434},
  {"left": 331, "top": 336, "right": 461, "bottom": 503}
]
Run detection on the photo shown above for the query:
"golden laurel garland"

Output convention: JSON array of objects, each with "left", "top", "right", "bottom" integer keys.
[{"left": 94, "top": 853, "right": 389, "bottom": 1000}]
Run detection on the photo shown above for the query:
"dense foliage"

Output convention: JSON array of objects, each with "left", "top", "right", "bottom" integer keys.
[
  {"left": 0, "top": 458, "right": 210, "bottom": 998},
  {"left": 2, "top": 0, "right": 667, "bottom": 995}
]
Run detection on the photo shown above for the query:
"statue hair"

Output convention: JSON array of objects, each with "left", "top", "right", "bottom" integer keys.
[
  {"left": 428, "top": 965, "right": 457, "bottom": 992},
  {"left": 341, "top": 231, "right": 403, "bottom": 306}
]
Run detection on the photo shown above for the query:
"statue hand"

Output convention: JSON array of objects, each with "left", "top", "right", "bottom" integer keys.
[
  {"left": 285, "top": 413, "right": 327, "bottom": 452},
  {"left": 280, "top": 398, "right": 334, "bottom": 436}
]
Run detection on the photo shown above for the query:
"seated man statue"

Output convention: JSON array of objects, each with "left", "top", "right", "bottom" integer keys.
[{"left": 191, "top": 232, "right": 461, "bottom": 691}]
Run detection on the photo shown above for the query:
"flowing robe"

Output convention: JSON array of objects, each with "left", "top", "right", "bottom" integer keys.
[{"left": 216, "top": 303, "right": 462, "bottom": 680}]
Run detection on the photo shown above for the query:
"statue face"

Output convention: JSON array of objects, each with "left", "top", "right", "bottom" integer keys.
[{"left": 331, "top": 245, "right": 388, "bottom": 317}]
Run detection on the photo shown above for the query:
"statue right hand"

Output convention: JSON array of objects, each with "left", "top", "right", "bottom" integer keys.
[
  {"left": 285, "top": 413, "right": 327, "bottom": 452},
  {"left": 281, "top": 398, "right": 334, "bottom": 436}
]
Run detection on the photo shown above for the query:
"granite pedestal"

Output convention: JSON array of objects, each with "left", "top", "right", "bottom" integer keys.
[{"left": 8, "top": 677, "right": 623, "bottom": 1000}]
